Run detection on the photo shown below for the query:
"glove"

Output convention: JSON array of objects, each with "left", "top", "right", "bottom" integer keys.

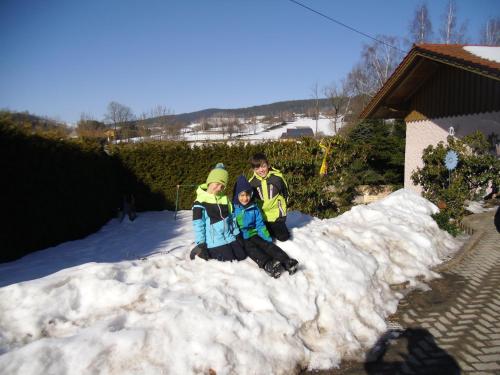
[{"left": 190, "top": 243, "right": 209, "bottom": 260}]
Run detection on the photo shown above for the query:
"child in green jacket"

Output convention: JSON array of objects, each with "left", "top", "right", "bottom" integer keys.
[{"left": 248, "top": 153, "right": 290, "bottom": 241}]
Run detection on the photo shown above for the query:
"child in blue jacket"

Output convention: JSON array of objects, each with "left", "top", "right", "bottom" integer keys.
[
  {"left": 232, "top": 175, "right": 298, "bottom": 278},
  {"left": 190, "top": 164, "right": 247, "bottom": 262}
]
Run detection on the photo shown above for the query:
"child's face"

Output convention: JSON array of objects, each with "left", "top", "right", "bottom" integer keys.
[
  {"left": 207, "top": 182, "right": 225, "bottom": 195},
  {"left": 254, "top": 162, "right": 269, "bottom": 178},
  {"left": 238, "top": 191, "right": 251, "bottom": 205}
]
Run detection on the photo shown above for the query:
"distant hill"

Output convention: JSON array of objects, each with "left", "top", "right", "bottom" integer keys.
[
  {"left": 3, "top": 97, "right": 343, "bottom": 131},
  {"left": 6, "top": 112, "right": 61, "bottom": 127},
  {"left": 145, "top": 98, "right": 332, "bottom": 126},
  {"left": 0, "top": 110, "right": 70, "bottom": 136}
]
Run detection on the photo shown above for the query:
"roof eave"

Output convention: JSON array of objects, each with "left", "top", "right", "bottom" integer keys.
[
  {"left": 360, "top": 44, "right": 500, "bottom": 120},
  {"left": 359, "top": 49, "right": 420, "bottom": 119}
]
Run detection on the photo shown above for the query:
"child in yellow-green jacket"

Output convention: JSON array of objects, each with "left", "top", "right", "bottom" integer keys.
[{"left": 248, "top": 153, "right": 290, "bottom": 242}]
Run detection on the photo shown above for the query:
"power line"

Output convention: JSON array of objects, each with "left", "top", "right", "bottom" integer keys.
[{"left": 287, "top": 0, "right": 405, "bottom": 54}]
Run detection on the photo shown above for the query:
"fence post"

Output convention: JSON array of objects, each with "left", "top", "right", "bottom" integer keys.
[{"left": 174, "top": 185, "right": 180, "bottom": 220}]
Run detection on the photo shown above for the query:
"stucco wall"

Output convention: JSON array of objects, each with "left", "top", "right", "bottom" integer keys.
[{"left": 405, "top": 111, "right": 500, "bottom": 193}]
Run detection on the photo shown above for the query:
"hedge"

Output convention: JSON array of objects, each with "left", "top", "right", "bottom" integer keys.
[
  {"left": 2, "top": 119, "right": 405, "bottom": 262},
  {"left": 1, "top": 123, "right": 122, "bottom": 262},
  {"left": 108, "top": 139, "right": 341, "bottom": 216}
]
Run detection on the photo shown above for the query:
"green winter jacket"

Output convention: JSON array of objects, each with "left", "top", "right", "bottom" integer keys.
[{"left": 249, "top": 168, "right": 288, "bottom": 222}]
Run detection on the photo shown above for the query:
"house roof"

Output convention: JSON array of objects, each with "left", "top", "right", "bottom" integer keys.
[
  {"left": 360, "top": 44, "right": 500, "bottom": 119},
  {"left": 280, "top": 127, "right": 314, "bottom": 139}
]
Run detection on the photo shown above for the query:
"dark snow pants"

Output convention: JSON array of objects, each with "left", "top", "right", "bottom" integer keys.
[
  {"left": 244, "top": 235, "right": 290, "bottom": 269},
  {"left": 208, "top": 240, "right": 247, "bottom": 262},
  {"left": 265, "top": 217, "right": 290, "bottom": 242}
]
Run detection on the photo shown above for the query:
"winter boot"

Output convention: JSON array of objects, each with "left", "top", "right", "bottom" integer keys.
[
  {"left": 284, "top": 259, "right": 299, "bottom": 275},
  {"left": 264, "top": 259, "right": 285, "bottom": 279}
]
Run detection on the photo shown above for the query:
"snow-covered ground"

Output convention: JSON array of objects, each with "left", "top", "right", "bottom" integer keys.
[
  {"left": 117, "top": 116, "right": 340, "bottom": 145},
  {"left": 0, "top": 190, "right": 464, "bottom": 374},
  {"left": 182, "top": 116, "right": 338, "bottom": 143}
]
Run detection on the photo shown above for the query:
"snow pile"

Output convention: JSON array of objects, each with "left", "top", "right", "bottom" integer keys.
[
  {"left": 465, "top": 200, "right": 498, "bottom": 214},
  {"left": 0, "top": 189, "right": 463, "bottom": 374},
  {"left": 464, "top": 46, "right": 500, "bottom": 63}
]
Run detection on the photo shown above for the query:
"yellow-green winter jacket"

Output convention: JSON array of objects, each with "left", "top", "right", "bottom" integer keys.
[{"left": 248, "top": 168, "right": 288, "bottom": 222}]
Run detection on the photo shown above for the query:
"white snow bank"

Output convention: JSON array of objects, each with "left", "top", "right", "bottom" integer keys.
[
  {"left": 465, "top": 200, "right": 498, "bottom": 214},
  {"left": 464, "top": 46, "right": 500, "bottom": 63},
  {"left": 0, "top": 189, "right": 463, "bottom": 374}
]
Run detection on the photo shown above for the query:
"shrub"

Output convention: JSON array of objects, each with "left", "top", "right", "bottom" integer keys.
[
  {"left": 1, "top": 119, "right": 121, "bottom": 262},
  {"left": 431, "top": 211, "right": 461, "bottom": 237},
  {"left": 2, "top": 117, "right": 406, "bottom": 261},
  {"left": 412, "top": 131, "right": 500, "bottom": 234}
]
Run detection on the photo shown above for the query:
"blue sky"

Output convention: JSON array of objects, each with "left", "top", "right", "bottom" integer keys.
[{"left": 0, "top": 0, "right": 497, "bottom": 124}]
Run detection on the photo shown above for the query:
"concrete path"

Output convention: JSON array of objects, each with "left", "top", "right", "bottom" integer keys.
[{"left": 306, "top": 208, "right": 500, "bottom": 375}]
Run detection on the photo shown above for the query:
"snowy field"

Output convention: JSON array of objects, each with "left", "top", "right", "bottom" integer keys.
[
  {"left": 118, "top": 116, "right": 337, "bottom": 145},
  {"left": 0, "top": 190, "right": 464, "bottom": 374},
  {"left": 119, "top": 116, "right": 340, "bottom": 145},
  {"left": 181, "top": 116, "right": 338, "bottom": 143}
]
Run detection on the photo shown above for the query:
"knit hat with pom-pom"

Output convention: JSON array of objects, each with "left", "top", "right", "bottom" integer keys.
[{"left": 206, "top": 163, "right": 228, "bottom": 186}]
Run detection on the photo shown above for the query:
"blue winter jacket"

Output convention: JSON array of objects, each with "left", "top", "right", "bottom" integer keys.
[
  {"left": 192, "top": 184, "right": 240, "bottom": 248},
  {"left": 233, "top": 202, "right": 272, "bottom": 242}
]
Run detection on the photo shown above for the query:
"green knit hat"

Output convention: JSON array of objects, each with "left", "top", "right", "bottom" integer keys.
[{"left": 206, "top": 163, "right": 228, "bottom": 186}]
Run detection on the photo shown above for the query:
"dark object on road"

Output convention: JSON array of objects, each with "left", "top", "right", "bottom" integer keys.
[
  {"left": 495, "top": 206, "right": 500, "bottom": 233},
  {"left": 364, "top": 328, "right": 461, "bottom": 375}
]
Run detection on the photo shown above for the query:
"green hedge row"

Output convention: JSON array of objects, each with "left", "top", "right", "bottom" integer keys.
[
  {"left": 1, "top": 123, "right": 125, "bottom": 262},
  {"left": 109, "top": 142, "right": 264, "bottom": 211},
  {"left": 2, "top": 118, "right": 404, "bottom": 262},
  {"left": 109, "top": 120, "right": 406, "bottom": 218},
  {"left": 109, "top": 139, "right": 341, "bottom": 216}
]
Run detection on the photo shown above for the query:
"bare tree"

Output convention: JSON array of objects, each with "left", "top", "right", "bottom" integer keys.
[
  {"left": 226, "top": 117, "right": 239, "bottom": 139},
  {"left": 439, "top": 0, "right": 468, "bottom": 44},
  {"left": 239, "top": 122, "right": 248, "bottom": 136},
  {"left": 278, "top": 111, "right": 294, "bottom": 123},
  {"left": 190, "top": 123, "right": 199, "bottom": 139},
  {"left": 148, "top": 105, "right": 175, "bottom": 139},
  {"left": 216, "top": 115, "right": 239, "bottom": 139},
  {"left": 409, "top": 2, "right": 433, "bottom": 44},
  {"left": 324, "top": 79, "right": 352, "bottom": 134},
  {"left": 480, "top": 16, "right": 500, "bottom": 46},
  {"left": 77, "top": 113, "right": 106, "bottom": 138},
  {"left": 310, "top": 82, "right": 321, "bottom": 136},
  {"left": 249, "top": 116, "right": 258, "bottom": 135},
  {"left": 150, "top": 104, "right": 171, "bottom": 118},
  {"left": 150, "top": 105, "right": 173, "bottom": 128},
  {"left": 347, "top": 35, "right": 404, "bottom": 99},
  {"left": 136, "top": 112, "right": 150, "bottom": 139},
  {"left": 219, "top": 117, "right": 228, "bottom": 139},
  {"left": 164, "top": 123, "right": 182, "bottom": 140},
  {"left": 199, "top": 117, "right": 211, "bottom": 132},
  {"left": 104, "top": 101, "right": 135, "bottom": 139}
]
